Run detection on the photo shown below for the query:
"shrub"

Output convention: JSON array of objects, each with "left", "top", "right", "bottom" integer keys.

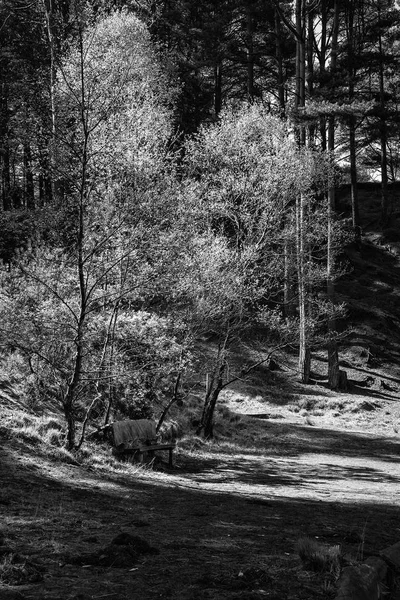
[{"left": 297, "top": 537, "right": 341, "bottom": 576}]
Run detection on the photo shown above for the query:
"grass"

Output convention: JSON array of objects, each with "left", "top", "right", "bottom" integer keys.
[{"left": 296, "top": 537, "right": 341, "bottom": 577}]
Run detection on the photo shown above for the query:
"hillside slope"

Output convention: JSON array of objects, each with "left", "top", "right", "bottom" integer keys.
[{"left": 1, "top": 186, "right": 400, "bottom": 600}]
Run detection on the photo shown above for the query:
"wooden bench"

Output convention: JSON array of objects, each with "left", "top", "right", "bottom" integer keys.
[{"left": 118, "top": 442, "right": 176, "bottom": 467}]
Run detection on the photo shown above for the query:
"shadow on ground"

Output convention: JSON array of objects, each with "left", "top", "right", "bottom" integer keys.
[{"left": 2, "top": 424, "right": 400, "bottom": 600}]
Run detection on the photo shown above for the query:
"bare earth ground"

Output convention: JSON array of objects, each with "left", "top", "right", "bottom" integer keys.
[
  {"left": 2, "top": 185, "right": 400, "bottom": 599},
  {"left": 1, "top": 387, "right": 400, "bottom": 600}
]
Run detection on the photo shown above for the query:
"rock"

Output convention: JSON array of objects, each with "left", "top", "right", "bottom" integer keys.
[
  {"left": 359, "top": 400, "right": 380, "bottom": 412},
  {"left": 381, "top": 541, "right": 400, "bottom": 571},
  {"left": 335, "top": 563, "right": 380, "bottom": 600},
  {"left": 364, "top": 556, "right": 387, "bottom": 580}
]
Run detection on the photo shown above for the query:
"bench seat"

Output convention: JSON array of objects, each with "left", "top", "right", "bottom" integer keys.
[{"left": 118, "top": 443, "right": 176, "bottom": 467}]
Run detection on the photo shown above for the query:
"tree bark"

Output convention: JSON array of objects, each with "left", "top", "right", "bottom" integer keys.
[
  {"left": 327, "top": 0, "right": 340, "bottom": 388},
  {"left": 275, "top": 8, "right": 285, "bottom": 114},
  {"left": 214, "top": 62, "right": 222, "bottom": 116},
  {"left": 1, "top": 83, "right": 11, "bottom": 210},
  {"left": 377, "top": 5, "right": 389, "bottom": 224},
  {"left": 24, "top": 143, "right": 35, "bottom": 209},
  {"left": 246, "top": 1, "right": 255, "bottom": 102},
  {"left": 295, "top": 0, "right": 306, "bottom": 145},
  {"left": 328, "top": 343, "right": 340, "bottom": 389},
  {"left": 42, "top": 0, "right": 58, "bottom": 203},
  {"left": 349, "top": 117, "right": 359, "bottom": 228},
  {"left": 346, "top": 1, "right": 359, "bottom": 229},
  {"left": 296, "top": 192, "right": 310, "bottom": 383},
  {"left": 201, "top": 360, "right": 225, "bottom": 439}
]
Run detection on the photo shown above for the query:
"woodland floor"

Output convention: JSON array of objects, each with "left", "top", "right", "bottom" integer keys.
[
  {"left": 2, "top": 184, "right": 400, "bottom": 600},
  {"left": 1, "top": 399, "right": 400, "bottom": 600}
]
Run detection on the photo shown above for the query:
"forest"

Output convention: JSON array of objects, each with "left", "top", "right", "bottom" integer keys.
[{"left": 1, "top": 0, "right": 399, "bottom": 449}]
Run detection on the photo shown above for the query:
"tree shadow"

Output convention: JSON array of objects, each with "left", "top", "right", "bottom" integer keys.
[{"left": 2, "top": 433, "right": 400, "bottom": 600}]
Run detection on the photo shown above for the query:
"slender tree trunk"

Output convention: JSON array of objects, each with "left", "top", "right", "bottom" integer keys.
[
  {"left": 377, "top": 9, "right": 389, "bottom": 224},
  {"left": 42, "top": 0, "right": 58, "bottom": 203},
  {"left": 198, "top": 336, "right": 229, "bottom": 439},
  {"left": 306, "top": 7, "right": 315, "bottom": 146},
  {"left": 201, "top": 359, "right": 225, "bottom": 439},
  {"left": 349, "top": 117, "right": 359, "bottom": 228},
  {"left": 283, "top": 234, "right": 296, "bottom": 319},
  {"left": 296, "top": 192, "right": 310, "bottom": 383},
  {"left": 327, "top": 0, "right": 340, "bottom": 388},
  {"left": 327, "top": 186, "right": 339, "bottom": 388},
  {"left": 347, "top": 2, "right": 359, "bottom": 230},
  {"left": 246, "top": 2, "right": 255, "bottom": 102},
  {"left": 328, "top": 343, "right": 340, "bottom": 388},
  {"left": 1, "top": 83, "right": 11, "bottom": 210},
  {"left": 63, "top": 12, "right": 90, "bottom": 450},
  {"left": 38, "top": 130, "right": 53, "bottom": 205},
  {"left": 295, "top": 0, "right": 306, "bottom": 145},
  {"left": 294, "top": 0, "right": 309, "bottom": 379},
  {"left": 63, "top": 321, "right": 84, "bottom": 450},
  {"left": 319, "top": 1, "right": 328, "bottom": 150},
  {"left": 214, "top": 62, "right": 222, "bottom": 116},
  {"left": 2, "top": 139, "right": 11, "bottom": 210},
  {"left": 275, "top": 9, "right": 285, "bottom": 115},
  {"left": 24, "top": 143, "right": 35, "bottom": 209}
]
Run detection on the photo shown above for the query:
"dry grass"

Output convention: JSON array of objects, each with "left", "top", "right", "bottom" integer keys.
[{"left": 296, "top": 537, "right": 341, "bottom": 577}]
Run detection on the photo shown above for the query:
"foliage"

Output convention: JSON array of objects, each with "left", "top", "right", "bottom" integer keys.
[
  {"left": 0, "top": 11, "right": 183, "bottom": 449},
  {"left": 177, "top": 104, "right": 342, "bottom": 434}
]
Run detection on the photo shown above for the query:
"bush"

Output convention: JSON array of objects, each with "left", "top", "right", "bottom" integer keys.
[{"left": 297, "top": 537, "right": 341, "bottom": 576}]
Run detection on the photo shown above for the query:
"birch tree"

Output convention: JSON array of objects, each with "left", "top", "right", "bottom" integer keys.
[{"left": 0, "top": 9, "right": 177, "bottom": 449}]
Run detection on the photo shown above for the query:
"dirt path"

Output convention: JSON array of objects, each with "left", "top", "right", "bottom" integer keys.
[{"left": 1, "top": 418, "right": 400, "bottom": 600}]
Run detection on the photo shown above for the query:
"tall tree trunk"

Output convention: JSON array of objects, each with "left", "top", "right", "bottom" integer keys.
[
  {"left": 1, "top": 83, "right": 11, "bottom": 210},
  {"left": 275, "top": 8, "right": 285, "bottom": 115},
  {"left": 295, "top": 0, "right": 309, "bottom": 379},
  {"left": 349, "top": 117, "right": 359, "bottom": 228},
  {"left": 327, "top": 186, "right": 339, "bottom": 389},
  {"left": 296, "top": 192, "right": 310, "bottom": 383},
  {"left": 24, "top": 143, "right": 35, "bottom": 209},
  {"left": 295, "top": 0, "right": 306, "bottom": 144},
  {"left": 38, "top": 132, "right": 53, "bottom": 205},
  {"left": 42, "top": 0, "right": 58, "bottom": 203},
  {"left": 306, "top": 6, "right": 315, "bottom": 145},
  {"left": 2, "top": 139, "right": 11, "bottom": 210},
  {"left": 246, "top": 2, "right": 255, "bottom": 101},
  {"left": 347, "top": 2, "right": 359, "bottom": 230},
  {"left": 63, "top": 11, "right": 90, "bottom": 450},
  {"left": 377, "top": 6, "right": 389, "bottom": 224},
  {"left": 201, "top": 358, "right": 225, "bottom": 439},
  {"left": 283, "top": 234, "right": 296, "bottom": 320},
  {"left": 327, "top": 0, "right": 340, "bottom": 388},
  {"left": 319, "top": 1, "right": 328, "bottom": 150},
  {"left": 214, "top": 62, "right": 222, "bottom": 116}
]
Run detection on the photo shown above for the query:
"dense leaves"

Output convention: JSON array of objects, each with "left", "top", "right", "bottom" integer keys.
[{"left": 0, "top": 0, "right": 393, "bottom": 444}]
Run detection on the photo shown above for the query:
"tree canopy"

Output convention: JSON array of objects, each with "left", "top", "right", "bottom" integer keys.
[{"left": 0, "top": 0, "right": 396, "bottom": 444}]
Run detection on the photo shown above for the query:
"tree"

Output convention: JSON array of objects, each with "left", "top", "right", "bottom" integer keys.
[
  {"left": 179, "top": 104, "right": 342, "bottom": 431},
  {"left": 0, "top": 9, "right": 179, "bottom": 449}
]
